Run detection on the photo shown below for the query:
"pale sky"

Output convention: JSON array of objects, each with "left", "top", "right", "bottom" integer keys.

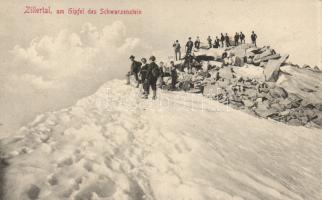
[{"left": 0, "top": 0, "right": 321, "bottom": 134}]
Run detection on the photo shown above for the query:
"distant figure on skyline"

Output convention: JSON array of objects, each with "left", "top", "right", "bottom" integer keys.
[
  {"left": 194, "top": 36, "right": 200, "bottom": 49},
  {"left": 220, "top": 33, "right": 225, "bottom": 47},
  {"left": 234, "top": 32, "right": 239, "bottom": 46},
  {"left": 173, "top": 40, "right": 181, "bottom": 61},
  {"left": 214, "top": 36, "right": 220, "bottom": 48},
  {"left": 240, "top": 31, "right": 245, "bottom": 44},
  {"left": 225, "top": 33, "right": 231, "bottom": 47},
  {"left": 251, "top": 31, "right": 257, "bottom": 46},
  {"left": 207, "top": 36, "right": 212, "bottom": 48}
]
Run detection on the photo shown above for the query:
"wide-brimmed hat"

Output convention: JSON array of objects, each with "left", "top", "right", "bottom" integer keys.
[{"left": 129, "top": 55, "right": 135, "bottom": 59}]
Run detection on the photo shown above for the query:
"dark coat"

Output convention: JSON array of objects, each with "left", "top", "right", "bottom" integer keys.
[
  {"left": 140, "top": 64, "right": 149, "bottom": 81},
  {"left": 147, "top": 62, "right": 159, "bottom": 80},
  {"left": 131, "top": 60, "right": 142, "bottom": 73},
  {"left": 186, "top": 41, "right": 193, "bottom": 50}
]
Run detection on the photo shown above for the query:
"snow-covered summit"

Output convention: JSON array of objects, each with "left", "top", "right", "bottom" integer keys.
[{"left": 0, "top": 79, "right": 322, "bottom": 200}]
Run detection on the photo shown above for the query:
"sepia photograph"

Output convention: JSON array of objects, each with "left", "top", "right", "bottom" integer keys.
[{"left": 0, "top": 0, "right": 321, "bottom": 199}]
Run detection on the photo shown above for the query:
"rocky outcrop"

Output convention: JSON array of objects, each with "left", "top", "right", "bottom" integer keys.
[
  {"left": 264, "top": 54, "right": 289, "bottom": 82},
  {"left": 160, "top": 43, "right": 322, "bottom": 128}
]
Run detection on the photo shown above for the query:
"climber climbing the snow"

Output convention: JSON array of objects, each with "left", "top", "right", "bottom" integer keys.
[
  {"left": 140, "top": 58, "right": 150, "bottom": 98},
  {"left": 128, "top": 55, "right": 142, "bottom": 87},
  {"left": 170, "top": 61, "right": 178, "bottom": 90}
]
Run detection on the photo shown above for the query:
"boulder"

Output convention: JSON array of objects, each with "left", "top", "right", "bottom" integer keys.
[
  {"left": 218, "top": 67, "right": 235, "bottom": 80},
  {"left": 255, "top": 108, "right": 278, "bottom": 118},
  {"left": 234, "top": 56, "right": 245, "bottom": 67},
  {"left": 246, "top": 57, "right": 253, "bottom": 64},
  {"left": 229, "top": 43, "right": 254, "bottom": 57},
  {"left": 246, "top": 47, "right": 260, "bottom": 54},
  {"left": 312, "top": 113, "right": 322, "bottom": 126},
  {"left": 269, "top": 86, "right": 288, "bottom": 99},
  {"left": 314, "top": 103, "right": 322, "bottom": 111},
  {"left": 301, "top": 100, "right": 316, "bottom": 109},
  {"left": 203, "top": 84, "right": 224, "bottom": 97},
  {"left": 264, "top": 54, "right": 289, "bottom": 82},
  {"left": 242, "top": 99, "right": 255, "bottom": 108},
  {"left": 253, "top": 54, "right": 281, "bottom": 65},
  {"left": 253, "top": 49, "right": 273, "bottom": 63},
  {"left": 280, "top": 109, "right": 291, "bottom": 116},
  {"left": 242, "top": 88, "right": 258, "bottom": 99},
  {"left": 287, "top": 118, "right": 302, "bottom": 126},
  {"left": 27, "top": 184, "right": 41, "bottom": 200},
  {"left": 303, "top": 109, "right": 318, "bottom": 121},
  {"left": 163, "top": 77, "right": 172, "bottom": 85},
  {"left": 280, "top": 98, "right": 301, "bottom": 109},
  {"left": 208, "top": 61, "right": 223, "bottom": 68},
  {"left": 270, "top": 103, "right": 284, "bottom": 112},
  {"left": 217, "top": 78, "right": 232, "bottom": 88},
  {"left": 313, "top": 66, "right": 321, "bottom": 72},
  {"left": 188, "top": 88, "right": 203, "bottom": 93},
  {"left": 287, "top": 93, "right": 302, "bottom": 102},
  {"left": 182, "top": 81, "right": 192, "bottom": 91}
]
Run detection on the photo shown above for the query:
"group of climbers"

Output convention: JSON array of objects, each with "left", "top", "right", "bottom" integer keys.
[
  {"left": 127, "top": 31, "right": 258, "bottom": 99},
  {"left": 173, "top": 31, "right": 257, "bottom": 61},
  {"left": 127, "top": 55, "right": 178, "bottom": 100}
]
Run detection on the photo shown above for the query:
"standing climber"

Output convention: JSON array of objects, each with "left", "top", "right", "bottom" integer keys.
[
  {"left": 128, "top": 55, "right": 142, "bottom": 87},
  {"left": 251, "top": 31, "right": 257, "bottom": 47},
  {"left": 140, "top": 58, "right": 149, "bottom": 98},
  {"left": 185, "top": 37, "right": 194, "bottom": 55},
  {"left": 240, "top": 32, "right": 245, "bottom": 44},
  {"left": 220, "top": 33, "right": 225, "bottom": 47},
  {"left": 214, "top": 36, "right": 220, "bottom": 48},
  {"left": 170, "top": 61, "right": 178, "bottom": 90},
  {"left": 173, "top": 40, "right": 181, "bottom": 61},
  {"left": 207, "top": 36, "right": 212, "bottom": 48},
  {"left": 225, "top": 33, "right": 231, "bottom": 47},
  {"left": 184, "top": 53, "right": 194, "bottom": 74},
  {"left": 194, "top": 36, "right": 201, "bottom": 49},
  {"left": 234, "top": 32, "right": 240, "bottom": 46},
  {"left": 147, "top": 56, "right": 160, "bottom": 100},
  {"left": 158, "top": 61, "right": 165, "bottom": 89}
]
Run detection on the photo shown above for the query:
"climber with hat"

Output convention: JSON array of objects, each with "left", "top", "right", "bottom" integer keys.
[
  {"left": 185, "top": 37, "right": 194, "bottom": 55},
  {"left": 127, "top": 55, "right": 142, "bottom": 87},
  {"left": 146, "top": 56, "right": 160, "bottom": 100}
]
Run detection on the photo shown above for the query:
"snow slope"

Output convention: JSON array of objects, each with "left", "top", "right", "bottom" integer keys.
[{"left": 1, "top": 79, "right": 322, "bottom": 200}]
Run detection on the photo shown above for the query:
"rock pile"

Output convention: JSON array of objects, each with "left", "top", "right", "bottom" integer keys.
[{"left": 161, "top": 43, "right": 322, "bottom": 128}]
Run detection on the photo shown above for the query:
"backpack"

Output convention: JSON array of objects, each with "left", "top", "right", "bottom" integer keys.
[
  {"left": 132, "top": 61, "right": 142, "bottom": 73},
  {"left": 152, "top": 66, "right": 160, "bottom": 78}
]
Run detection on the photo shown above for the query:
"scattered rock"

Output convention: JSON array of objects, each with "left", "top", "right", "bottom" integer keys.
[
  {"left": 270, "top": 103, "right": 284, "bottom": 112},
  {"left": 263, "top": 54, "right": 289, "bottom": 82},
  {"left": 269, "top": 86, "right": 288, "bottom": 99},
  {"left": 242, "top": 99, "right": 255, "bottom": 108},
  {"left": 203, "top": 84, "right": 224, "bottom": 97},
  {"left": 287, "top": 118, "right": 302, "bottom": 126},
  {"left": 218, "top": 67, "right": 235, "bottom": 80},
  {"left": 313, "top": 66, "right": 321, "bottom": 72},
  {"left": 255, "top": 108, "right": 278, "bottom": 118},
  {"left": 27, "top": 184, "right": 41, "bottom": 200},
  {"left": 312, "top": 113, "right": 322, "bottom": 126},
  {"left": 300, "top": 87, "right": 316, "bottom": 93}
]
